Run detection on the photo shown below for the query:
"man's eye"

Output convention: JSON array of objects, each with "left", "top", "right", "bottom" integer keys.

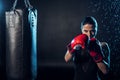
[{"left": 84, "top": 30, "right": 88, "bottom": 32}]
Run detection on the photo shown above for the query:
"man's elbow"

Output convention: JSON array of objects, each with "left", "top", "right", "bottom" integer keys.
[
  {"left": 64, "top": 53, "right": 72, "bottom": 63},
  {"left": 64, "top": 56, "right": 69, "bottom": 62},
  {"left": 97, "top": 62, "right": 109, "bottom": 75}
]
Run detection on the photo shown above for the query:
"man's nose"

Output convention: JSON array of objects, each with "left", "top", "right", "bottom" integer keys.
[{"left": 87, "top": 32, "right": 91, "bottom": 38}]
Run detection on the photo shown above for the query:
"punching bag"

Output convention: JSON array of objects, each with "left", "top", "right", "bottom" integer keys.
[
  {"left": 0, "top": 12, "right": 6, "bottom": 80},
  {"left": 5, "top": 0, "right": 37, "bottom": 80},
  {"left": 28, "top": 1, "right": 38, "bottom": 79}
]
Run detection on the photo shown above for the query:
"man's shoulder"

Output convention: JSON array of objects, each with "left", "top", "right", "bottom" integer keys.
[
  {"left": 100, "top": 42, "right": 109, "bottom": 47},
  {"left": 100, "top": 42, "right": 110, "bottom": 52}
]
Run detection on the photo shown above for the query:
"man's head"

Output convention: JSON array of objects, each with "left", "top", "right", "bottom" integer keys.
[{"left": 81, "top": 16, "right": 98, "bottom": 39}]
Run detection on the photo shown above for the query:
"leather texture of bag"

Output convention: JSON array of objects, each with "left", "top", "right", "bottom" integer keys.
[{"left": 5, "top": 0, "right": 37, "bottom": 80}]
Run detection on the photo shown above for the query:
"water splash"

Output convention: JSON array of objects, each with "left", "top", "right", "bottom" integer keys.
[{"left": 89, "top": 0, "right": 120, "bottom": 74}]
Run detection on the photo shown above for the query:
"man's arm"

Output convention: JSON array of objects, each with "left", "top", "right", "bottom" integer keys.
[
  {"left": 97, "top": 42, "right": 111, "bottom": 80},
  {"left": 64, "top": 50, "right": 72, "bottom": 62},
  {"left": 89, "top": 38, "right": 110, "bottom": 75},
  {"left": 64, "top": 34, "right": 89, "bottom": 63},
  {"left": 97, "top": 61, "right": 109, "bottom": 74},
  {"left": 97, "top": 42, "right": 110, "bottom": 74},
  {"left": 100, "top": 42, "right": 110, "bottom": 67}
]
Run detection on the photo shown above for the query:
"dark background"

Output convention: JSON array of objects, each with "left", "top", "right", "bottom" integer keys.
[{"left": 0, "top": 0, "right": 120, "bottom": 80}]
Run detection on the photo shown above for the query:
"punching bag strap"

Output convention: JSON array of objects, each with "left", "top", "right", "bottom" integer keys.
[
  {"left": 11, "top": 0, "right": 18, "bottom": 10},
  {"left": 11, "top": 0, "right": 33, "bottom": 11},
  {"left": 24, "top": 0, "right": 33, "bottom": 9}
]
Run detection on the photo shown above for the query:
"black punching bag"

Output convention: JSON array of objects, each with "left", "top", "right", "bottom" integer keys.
[
  {"left": 0, "top": 12, "right": 6, "bottom": 80},
  {"left": 5, "top": 0, "right": 37, "bottom": 80},
  {"left": 28, "top": 2, "right": 38, "bottom": 80}
]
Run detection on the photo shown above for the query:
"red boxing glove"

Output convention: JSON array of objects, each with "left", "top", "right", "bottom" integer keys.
[
  {"left": 89, "top": 38, "right": 103, "bottom": 63},
  {"left": 67, "top": 34, "right": 89, "bottom": 54}
]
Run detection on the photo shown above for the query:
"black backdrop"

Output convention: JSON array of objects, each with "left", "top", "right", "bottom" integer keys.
[{"left": 1, "top": 0, "right": 120, "bottom": 80}]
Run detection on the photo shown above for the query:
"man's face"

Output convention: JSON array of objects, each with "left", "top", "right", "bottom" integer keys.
[{"left": 81, "top": 24, "right": 97, "bottom": 39}]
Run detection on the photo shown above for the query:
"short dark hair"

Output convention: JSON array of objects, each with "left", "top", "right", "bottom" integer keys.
[{"left": 81, "top": 16, "right": 98, "bottom": 30}]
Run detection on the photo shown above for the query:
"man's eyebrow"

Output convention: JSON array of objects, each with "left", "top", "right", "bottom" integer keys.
[{"left": 84, "top": 30, "right": 88, "bottom": 32}]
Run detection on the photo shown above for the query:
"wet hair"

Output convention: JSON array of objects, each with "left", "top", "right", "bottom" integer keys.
[{"left": 81, "top": 16, "right": 98, "bottom": 30}]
